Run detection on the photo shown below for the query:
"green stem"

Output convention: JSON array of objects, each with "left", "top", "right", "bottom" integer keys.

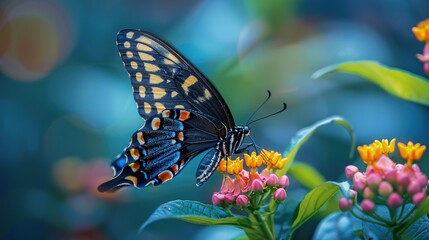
[{"left": 253, "top": 212, "right": 275, "bottom": 240}]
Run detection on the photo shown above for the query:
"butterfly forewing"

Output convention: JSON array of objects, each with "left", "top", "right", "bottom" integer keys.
[{"left": 117, "top": 29, "right": 234, "bottom": 128}]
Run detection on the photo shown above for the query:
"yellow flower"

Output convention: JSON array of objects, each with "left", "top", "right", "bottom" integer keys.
[
  {"left": 373, "top": 138, "right": 396, "bottom": 155},
  {"left": 262, "top": 149, "right": 288, "bottom": 169},
  {"left": 412, "top": 19, "right": 429, "bottom": 42},
  {"left": 216, "top": 157, "right": 243, "bottom": 175},
  {"left": 357, "top": 143, "right": 382, "bottom": 166},
  {"left": 397, "top": 141, "right": 426, "bottom": 166},
  {"left": 244, "top": 152, "right": 263, "bottom": 169}
]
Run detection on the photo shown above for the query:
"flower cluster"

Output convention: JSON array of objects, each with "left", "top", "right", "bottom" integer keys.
[
  {"left": 212, "top": 150, "right": 290, "bottom": 208},
  {"left": 340, "top": 139, "right": 428, "bottom": 214},
  {"left": 412, "top": 19, "right": 429, "bottom": 76}
]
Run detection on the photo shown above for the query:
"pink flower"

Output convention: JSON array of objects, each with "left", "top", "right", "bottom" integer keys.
[
  {"left": 417, "top": 174, "right": 428, "bottom": 188},
  {"left": 387, "top": 192, "right": 403, "bottom": 208},
  {"left": 345, "top": 165, "right": 359, "bottom": 179},
  {"left": 397, "top": 172, "right": 411, "bottom": 186},
  {"left": 349, "top": 189, "right": 357, "bottom": 199},
  {"left": 363, "top": 187, "right": 374, "bottom": 199},
  {"left": 366, "top": 173, "right": 382, "bottom": 189},
  {"left": 273, "top": 188, "right": 287, "bottom": 201},
  {"left": 224, "top": 193, "right": 236, "bottom": 204},
  {"left": 407, "top": 181, "right": 421, "bottom": 195},
  {"left": 212, "top": 192, "right": 225, "bottom": 205},
  {"left": 378, "top": 181, "right": 393, "bottom": 197},
  {"left": 278, "top": 175, "right": 290, "bottom": 188},
  {"left": 251, "top": 179, "right": 264, "bottom": 192},
  {"left": 235, "top": 195, "right": 249, "bottom": 206},
  {"left": 375, "top": 155, "right": 395, "bottom": 173},
  {"left": 361, "top": 199, "right": 375, "bottom": 213},
  {"left": 266, "top": 174, "right": 279, "bottom": 186},
  {"left": 412, "top": 192, "right": 427, "bottom": 206},
  {"left": 353, "top": 172, "right": 366, "bottom": 191},
  {"left": 339, "top": 197, "right": 351, "bottom": 211}
]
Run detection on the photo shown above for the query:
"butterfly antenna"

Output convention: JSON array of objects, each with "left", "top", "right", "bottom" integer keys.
[
  {"left": 246, "top": 90, "right": 272, "bottom": 126},
  {"left": 248, "top": 103, "right": 287, "bottom": 126}
]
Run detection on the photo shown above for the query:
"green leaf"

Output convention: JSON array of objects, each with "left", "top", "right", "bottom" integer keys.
[
  {"left": 312, "top": 61, "right": 429, "bottom": 106},
  {"left": 140, "top": 200, "right": 253, "bottom": 232},
  {"left": 397, "top": 197, "right": 429, "bottom": 235},
  {"left": 290, "top": 182, "right": 341, "bottom": 232},
  {"left": 276, "top": 116, "right": 355, "bottom": 177},
  {"left": 288, "top": 161, "right": 325, "bottom": 189}
]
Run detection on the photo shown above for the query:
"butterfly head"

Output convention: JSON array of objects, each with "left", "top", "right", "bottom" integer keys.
[{"left": 243, "top": 126, "right": 251, "bottom": 136}]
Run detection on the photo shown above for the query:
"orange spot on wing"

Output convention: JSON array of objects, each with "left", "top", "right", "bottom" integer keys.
[
  {"left": 151, "top": 118, "right": 161, "bottom": 130},
  {"left": 171, "top": 164, "right": 179, "bottom": 174},
  {"left": 125, "top": 176, "right": 138, "bottom": 187},
  {"left": 129, "top": 161, "right": 140, "bottom": 172},
  {"left": 158, "top": 171, "right": 173, "bottom": 182},
  {"left": 162, "top": 110, "right": 171, "bottom": 118},
  {"left": 179, "top": 110, "right": 191, "bottom": 121},
  {"left": 137, "top": 132, "right": 145, "bottom": 144},
  {"left": 130, "top": 148, "right": 140, "bottom": 160},
  {"left": 177, "top": 132, "right": 184, "bottom": 141}
]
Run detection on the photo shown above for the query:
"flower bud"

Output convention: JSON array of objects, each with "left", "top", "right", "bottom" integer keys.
[
  {"left": 273, "top": 188, "right": 287, "bottom": 201},
  {"left": 266, "top": 174, "right": 279, "bottom": 187},
  {"left": 412, "top": 192, "right": 427, "bottom": 206},
  {"left": 361, "top": 199, "right": 375, "bottom": 213},
  {"left": 366, "top": 173, "right": 382, "bottom": 189},
  {"left": 345, "top": 165, "right": 359, "bottom": 179},
  {"left": 339, "top": 197, "right": 351, "bottom": 211},
  {"left": 417, "top": 174, "right": 428, "bottom": 188},
  {"left": 385, "top": 169, "right": 397, "bottom": 183},
  {"left": 407, "top": 181, "right": 421, "bottom": 195},
  {"left": 224, "top": 193, "right": 236, "bottom": 204},
  {"left": 363, "top": 187, "right": 375, "bottom": 199},
  {"left": 235, "top": 195, "right": 249, "bottom": 206},
  {"left": 212, "top": 193, "right": 224, "bottom": 205},
  {"left": 349, "top": 189, "right": 357, "bottom": 199},
  {"left": 278, "top": 175, "right": 290, "bottom": 188},
  {"left": 353, "top": 172, "right": 366, "bottom": 191},
  {"left": 378, "top": 181, "right": 393, "bottom": 197},
  {"left": 251, "top": 179, "right": 264, "bottom": 192},
  {"left": 397, "top": 172, "right": 411, "bottom": 186},
  {"left": 387, "top": 192, "right": 403, "bottom": 208}
]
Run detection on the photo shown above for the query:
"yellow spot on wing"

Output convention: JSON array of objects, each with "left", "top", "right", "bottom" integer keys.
[
  {"left": 130, "top": 148, "right": 140, "bottom": 160},
  {"left": 164, "top": 59, "right": 174, "bottom": 65},
  {"left": 124, "top": 41, "right": 131, "bottom": 48},
  {"left": 131, "top": 61, "right": 138, "bottom": 69},
  {"left": 182, "top": 75, "right": 197, "bottom": 94},
  {"left": 135, "top": 72, "right": 142, "bottom": 82},
  {"left": 155, "top": 102, "right": 165, "bottom": 113},
  {"left": 171, "top": 91, "right": 178, "bottom": 97},
  {"left": 175, "top": 105, "right": 184, "bottom": 109},
  {"left": 144, "top": 102, "right": 151, "bottom": 114},
  {"left": 129, "top": 161, "right": 140, "bottom": 172},
  {"left": 204, "top": 89, "right": 212, "bottom": 99},
  {"left": 152, "top": 87, "right": 167, "bottom": 99},
  {"left": 137, "top": 132, "right": 145, "bottom": 144},
  {"left": 139, "top": 86, "right": 146, "bottom": 97},
  {"left": 138, "top": 52, "right": 155, "bottom": 61},
  {"left": 144, "top": 63, "right": 160, "bottom": 72},
  {"left": 137, "top": 43, "right": 152, "bottom": 52},
  {"left": 166, "top": 53, "right": 180, "bottom": 63},
  {"left": 126, "top": 32, "right": 134, "bottom": 39},
  {"left": 126, "top": 51, "right": 133, "bottom": 58},
  {"left": 136, "top": 36, "right": 153, "bottom": 45},
  {"left": 149, "top": 74, "right": 163, "bottom": 84},
  {"left": 125, "top": 176, "right": 138, "bottom": 187}
]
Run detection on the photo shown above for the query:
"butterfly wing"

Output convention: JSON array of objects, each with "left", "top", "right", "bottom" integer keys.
[{"left": 117, "top": 29, "right": 235, "bottom": 129}]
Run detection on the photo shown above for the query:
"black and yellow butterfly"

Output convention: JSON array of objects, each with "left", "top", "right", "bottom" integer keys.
[{"left": 98, "top": 29, "right": 252, "bottom": 192}]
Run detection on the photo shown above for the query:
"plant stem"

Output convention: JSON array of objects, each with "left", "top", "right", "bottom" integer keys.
[{"left": 253, "top": 212, "right": 275, "bottom": 240}]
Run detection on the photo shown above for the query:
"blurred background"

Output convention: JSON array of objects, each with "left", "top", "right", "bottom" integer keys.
[{"left": 1, "top": 0, "right": 428, "bottom": 239}]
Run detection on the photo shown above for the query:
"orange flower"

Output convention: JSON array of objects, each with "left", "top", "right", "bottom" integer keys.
[
  {"left": 397, "top": 141, "right": 426, "bottom": 166},
  {"left": 412, "top": 19, "right": 429, "bottom": 42}
]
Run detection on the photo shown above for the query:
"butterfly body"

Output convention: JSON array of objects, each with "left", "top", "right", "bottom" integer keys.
[{"left": 98, "top": 30, "right": 250, "bottom": 192}]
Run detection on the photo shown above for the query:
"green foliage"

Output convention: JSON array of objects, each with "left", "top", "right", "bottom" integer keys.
[
  {"left": 397, "top": 197, "right": 429, "bottom": 235},
  {"left": 288, "top": 161, "right": 325, "bottom": 189},
  {"left": 313, "top": 212, "right": 360, "bottom": 240},
  {"left": 313, "top": 61, "right": 429, "bottom": 106}
]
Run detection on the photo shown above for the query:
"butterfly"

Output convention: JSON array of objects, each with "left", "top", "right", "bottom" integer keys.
[{"left": 98, "top": 29, "right": 256, "bottom": 192}]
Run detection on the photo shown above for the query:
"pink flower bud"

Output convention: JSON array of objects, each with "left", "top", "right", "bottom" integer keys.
[
  {"left": 397, "top": 172, "right": 411, "bottom": 186},
  {"left": 361, "top": 199, "right": 375, "bottom": 213},
  {"left": 366, "top": 173, "right": 382, "bottom": 189},
  {"left": 251, "top": 179, "right": 264, "bottom": 192},
  {"left": 235, "top": 195, "right": 249, "bottom": 206},
  {"left": 363, "top": 187, "right": 375, "bottom": 199},
  {"left": 273, "top": 188, "right": 287, "bottom": 201},
  {"left": 407, "top": 181, "right": 421, "bottom": 195},
  {"left": 378, "top": 181, "right": 393, "bottom": 197},
  {"left": 417, "top": 175, "right": 428, "bottom": 188},
  {"left": 345, "top": 165, "right": 359, "bottom": 179},
  {"left": 411, "top": 164, "right": 422, "bottom": 174},
  {"left": 387, "top": 192, "right": 403, "bottom": 208},
  {"left": 349, "top": 189, "right": 357, "bottom": 199},
  {"left": 224, "top": 193, "right": 236, "bottom": 204},
  {"left": 412, "top": 192, "right": 427, "bottom": 206},
  {"left": 353, "top": 172, "right": 366, "bottom": 191},
  {"left": 212, "top": 193, "right": 224, "bottom": 205},
  {"left": 278, "top": 175, "right": 290, "bottom": 188},
  {"left": 385, "top": 169, "right": 397, "bottom": 183},
  {"left": 339, "top": 197, "right": 351, "bottom": 211},
  {"left": 266, "top": 174, "right": 279, "bottom": 186}
]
